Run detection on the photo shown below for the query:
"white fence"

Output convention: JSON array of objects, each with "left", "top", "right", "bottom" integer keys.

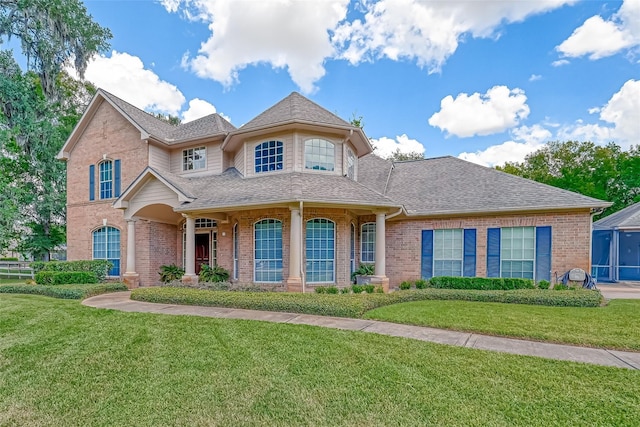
[{"left": 0, "top": 261, "right": 34, "bottom": 279}]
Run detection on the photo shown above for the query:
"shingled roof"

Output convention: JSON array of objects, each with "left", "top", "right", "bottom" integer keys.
[
  {"left": 594, "top": 202, "right": 640, "bottom": 229},
  {"left": 101, "top": 90, "right": 235, "bottom": 142},
  {"left": 240, "top": 92, "right": 352, "bottom": 131},
  {"left": 170, "top": 169, "right": 398, "bottom": 212},
  {"left": 360, "top": 155, "right": 609, "bottom": 215}
]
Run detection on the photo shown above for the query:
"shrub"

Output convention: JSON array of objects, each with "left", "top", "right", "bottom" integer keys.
[
  {"left": 315, "top": 286, "right": 327, "bottom": 294},
  {"left": 554, "top": 284, "right": 573, "bottom": 291},
  {"left": 159, "top": 264, "right": 185, "bottom": 283},
  {"left": 0, "top": 257, "right": 19, "bottom": 261},
  {"left": 351, "top": 263, "right": 375, "bottom": 282},
  {"left": 0, "top": 283, "right": 127, "bottom": 299},
  {"left": 374, "top": 286, "right": 384, "bottom": 293},
  {"left": 340, "top": 287, "right": 351, "bottom": 294},
  {"left": 351, "top": 284, "right": 365, "bottom": 294},
  {"left": 326, "top": 286, "right": 339, "bottom": 294},
  {"left": 428, "top": 276, "right": 535, "bottom": 290},
  {"left": 130, "top": 287, "right": 603, "bottom": 319},
  {"left": 537, "top": 280, "right": 550, "bottom": 290},
  {"left": 399, "top": 281, "right": 412, "bottom": 290},
  {"left": 30, "top": 260, "right": 113, "bottom": 281},
  {"left": 35, "top": 271, "right": 98, "bottom": 285},
  {"left": 199, "top": 265, "right": 230, "bottom": 283},
  {"left": 414, "top": 279, "right": 428, "bottom": 289},
  {"left": 362, "top": 285, "right": 375, "bottom": 294}
]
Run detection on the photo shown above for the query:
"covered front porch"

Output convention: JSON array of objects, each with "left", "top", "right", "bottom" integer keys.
[{"left": 113, "top": 168, "right": 401, "bottom": 291}]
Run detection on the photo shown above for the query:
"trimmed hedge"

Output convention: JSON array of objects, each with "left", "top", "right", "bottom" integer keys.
[
  {"left": 35, "top": 271, "right": 98, "bottom": 285},
  {"left": 31, "top": 260, "right": 113, "bottom": 282},
  {"left": 131, "top": 286, "right": 603, "bottom": 318},
  {"left": 0, "top": 283, "right": 128, "bottom": 299},
  {"left": 428, "top": 276, "right": 535, "bottom": 290}
]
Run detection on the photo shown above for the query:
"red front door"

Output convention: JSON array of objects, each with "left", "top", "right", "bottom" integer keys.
[{"left": 195, "top": 233, "right": 209, "bottom": 274}]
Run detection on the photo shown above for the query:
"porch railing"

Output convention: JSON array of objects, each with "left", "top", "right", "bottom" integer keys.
[{"left": 0, "top": 261, "right": 34, "bottom": 279}]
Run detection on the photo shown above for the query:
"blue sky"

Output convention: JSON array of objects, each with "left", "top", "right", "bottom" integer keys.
[{"left": 77, "top": 0, "right": 639, "bottom": 165}]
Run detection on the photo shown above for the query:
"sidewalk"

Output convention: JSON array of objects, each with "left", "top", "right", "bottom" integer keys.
[{"left": 83, "top": 291, "right": 640, "bottom": 370}]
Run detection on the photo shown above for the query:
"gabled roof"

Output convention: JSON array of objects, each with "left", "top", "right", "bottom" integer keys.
[
  {"left": 58, "top": 89, "right": 235, "bottom": 160},
  {"left": 240, "top": 92, "right": 351, "bottom": 130},
  {"left": 113, "top": 166, "right": 196, "bottom": 210},
  {"left": 359, "top": 155, "right": 610, "bottom": 216},
  {"left": 594, "top": 202, "right": 640, "bottom": 229}
]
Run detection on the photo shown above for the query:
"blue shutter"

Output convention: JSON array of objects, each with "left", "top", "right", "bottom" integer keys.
[
  {"left": 535, "top": 226, "right": 552, "bottom": 282},
  {"left": 463, "top": 228, "right": 476, "bottom": 277},
  {"left": 89, "top": 165, "right": 95, "bottom": 201},
  {"left": 114, "top": 159, "right": 121, "bottom": 197},
  {"left": 421, "top": 230, "right": 433, "bottom": 279},
  {"left": 486, "top": 228, "right": 501, "bottom": 277}
]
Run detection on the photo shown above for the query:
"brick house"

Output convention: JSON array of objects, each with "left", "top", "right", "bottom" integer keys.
[{"left": 58, "top": 90, "right": 610, "bottom": 290}]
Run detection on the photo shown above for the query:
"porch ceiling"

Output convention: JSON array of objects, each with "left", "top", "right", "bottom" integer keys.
[{"left": 134, "top": 203, "right": 183, "bottom": 224}]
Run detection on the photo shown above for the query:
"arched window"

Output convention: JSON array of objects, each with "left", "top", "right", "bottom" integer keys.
[
  {"left": 254, "top": 219, "right": 283, "bottom": 282},
  {"left": 361, "top": 223, "right": 376, "bottom": 263},
  {"left": 92, "top": 226, "right": 120, "bottom": 276},
  {"left": 99, "top": 160, "right": 113, "bottom": 199},
  {"left": 255, "top": 141, "right": 283, "bottom": 173},
  {"left": 306, "top": 218, "right": 335, "bottom": 283},
  {"left": 305, "top": 138, "right": 335, "bottom": 171}
]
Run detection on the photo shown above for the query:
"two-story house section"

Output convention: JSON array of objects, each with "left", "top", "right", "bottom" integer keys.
[{"left": 58, "top": 90, "right": 610, "bottom": 290}]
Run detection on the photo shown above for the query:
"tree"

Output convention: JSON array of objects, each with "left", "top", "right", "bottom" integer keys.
[
  {"left": 497, "top": 141, "right": 640, "bottom": 217},
  {"left": 386, "top": 149, "right": 425, "bottom": 161},
  {"left": 0, "top": 0, "right": 111, "bottom": 98}
]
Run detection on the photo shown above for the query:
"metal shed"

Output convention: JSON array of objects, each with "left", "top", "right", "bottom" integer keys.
[{"left": 592, "top": 202, "right": 640, "bottom": 282}]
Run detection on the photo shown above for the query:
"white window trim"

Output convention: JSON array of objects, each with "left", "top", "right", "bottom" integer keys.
[
  {"left": 360, "top": 222, "right": 376, "bottom": 264},
  {"left": 433, "top": 229, "right": 464, "bottom": 277},
  {"left": 182, "top": 146, "right": 207, "bottom": 172},
  {"left": 98, "top": 159, "right": 113, "bottom": 200},
  {"left": 500, "top": 226, "right": 536, "bottom": 279},
  {"left": 306, "top": 218, "right": 336, "bottom": 284},
  {"left": 92, "top": 226, "right": 121, "bottom": 278},
  {"left": 304, "top": 138, "right": 335, "bottom": 172},
  {"left": 254, "top": 140, "right": 284, "bottom": 174},
  {"left": 253, "top": 218, "right": 283, "bottom": 283}
]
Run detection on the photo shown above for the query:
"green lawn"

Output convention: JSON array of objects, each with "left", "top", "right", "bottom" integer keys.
[
  {"left": 1, "top": 295, "right": 639, "bottom": 426},
  {"left": 364, "top": 299, "right": 640, "bottom": 350}
]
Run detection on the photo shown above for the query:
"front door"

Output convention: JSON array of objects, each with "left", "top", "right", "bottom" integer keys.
[{"left": 195, "top": 233, "right": 210, "bottom": 274}]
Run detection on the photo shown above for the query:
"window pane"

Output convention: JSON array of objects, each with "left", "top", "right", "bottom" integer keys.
[
  {"left": 433, "top": 229, "right": 463, "bottom": 277},
  {"left": 99, "top": 161, "right": 113, "bottom": 199},
  {"left": 92, "top": 226, "right": 120, "bottom": 276},
  {"left": 306, "top": 219, "right": 335, "bottom": 283},
  {"left": 304, "top": 139, "right": 335, "bottom": 171},
  {"left": 255, "top": 141, "right": 283, "bottom": 173},
  {"left": 361, "top": 223, "right": 376, "bottom": 263},
  {"left": 500, "top": 227, "right": 535, "bottom": 279},
  {"left": 254, "top": 219, "right": 282, "bottom": 282}
]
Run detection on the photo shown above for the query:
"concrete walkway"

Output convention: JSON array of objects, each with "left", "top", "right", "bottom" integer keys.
[
  {"left": 599, "top": 282, "right": 640, "bottom": 300},
  {"left": 82, "top": 291, "right": 640, "bottom": 371}
]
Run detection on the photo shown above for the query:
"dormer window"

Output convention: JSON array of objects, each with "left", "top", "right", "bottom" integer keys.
[
  {"left": 305, "top": 138, "right": 334, "bottom": 171},
  {"left": 183, "top": 147, "right": 206, "bottom": 171},
  {"left": 255, "top": 140, "right": 283, "bottom": 173}
]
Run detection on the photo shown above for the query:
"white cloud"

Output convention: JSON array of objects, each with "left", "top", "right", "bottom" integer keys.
[
  {"left": 556, "top": 0, "right": 640, "bottom": 60},
  {"left": 370, "top": 134, "right": 425, "bottom": 159},
  {"left": 552, "top": 59, "right": 570, "bottom": 66},
  {"left": 81, "top": 51, "right": 186, "bottom": 115},
  {"left": 458, "top": 124, "right": 551, "bottom": 167},
  {"left": 558, "top": 79, "right": 640, "bottom": 148},
  {"left": 428, "top": 86, "right": 530, "bottom": 138},
  {"left": 163, "top": 0, "right": 574, "bottom": 92},
  {"left": 529, "top": 74, "right": 542, "bottom": 82},
  {"left": 166, "top": 0, "right": 350, "bottom": 94},
  {"left": 182, "top": 98, "right": 217, "bottom": 123},
  {"left": 334, "top": 0, "right": 575, "bottom": 73}
]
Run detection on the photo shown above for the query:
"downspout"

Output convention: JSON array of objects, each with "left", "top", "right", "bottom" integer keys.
[
  {"left": 385, "top": 207, "right": 404, "bottom": 221},
  {"left": 300, "top": 200, "right": 305, "bottom": 293}
]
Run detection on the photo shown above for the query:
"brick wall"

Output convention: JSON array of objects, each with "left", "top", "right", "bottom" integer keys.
[
  {"left": 385, "top": 210, "right": 593, "bottom": 288},
  {"left": 65, "top": 99, "right": 149, "bottom": 276}
]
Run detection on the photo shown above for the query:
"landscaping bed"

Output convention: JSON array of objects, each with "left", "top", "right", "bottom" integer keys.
[{"left": 131, "top": 286, "right": 603, "bottom": 318}]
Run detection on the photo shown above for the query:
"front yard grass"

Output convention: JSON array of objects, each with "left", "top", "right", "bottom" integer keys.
[
  {"left": 364, "top": 299, "right": 640, "bottom": 351},
  {"left": 0, "top": 294, "right": 638, "bottom": 426},
  {"left": 0, "top": 282, "right": 127, "bottom": 299}
]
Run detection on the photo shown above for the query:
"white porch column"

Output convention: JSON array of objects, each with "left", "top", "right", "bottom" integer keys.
[
  {"left": 375, "top": 211, "right": 386, "bottom": 276},
  {"left": 122, "top": 219, "right": 139, "bottom": 289},
  {"left": 182, "top": 215, "right": 198, "bottom": 284},
  {"left": 125, "top": 219, "right": 136, "bottom": 273},
  {"left": 286, "top": 206, "right": 303, "bottom": 292}
]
